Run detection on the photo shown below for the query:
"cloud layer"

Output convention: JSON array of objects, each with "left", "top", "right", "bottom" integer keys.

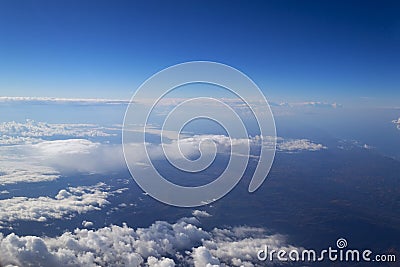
[
  {"left": 0, "top": 96, "right": 129, "bottom": 105},
  {"left": 0, "top": 96, "right": 340, "bottom": 109},
  {"left": 0, "top": 120, "right": 326, "bottom": 186},
  {"left": 0, "top": 216, "right": 300, "bottom": 267}
]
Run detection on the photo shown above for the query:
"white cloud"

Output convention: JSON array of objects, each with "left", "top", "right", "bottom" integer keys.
[
  {"left": 0, "top": 135, "right": 44, "bottom": 146},
  {"left": 33, "top": 138, "right": 100, "bottom": 154},
  {"left": 0, "top": 96, "right": 341, "bottom": 110},
  {"left": 393, "top": 118, "right": 400, "bottom": 129},
  {"left": 192, "top": 246, "right": 220, "bottom": 267},
  {"left": 277, "top": 139, "right": 327, "bottom": 152},
  {"left": 0, "top": 145, "right": 60, "bottom": 185},
  {"left": 0, "top": 120, "right": 116, "bottom": 145},
  {"left": 337, "top": 139, "right": 375, "bottom": 151},
  {"left": 0, "top": 120, "right": 124, "bottom": 184},
  {"left": 161, "top": 135, "right": 327, "bottom": 156},
  {"left": 363, "top": 144, "right": 373, "bottom": 149},
  {"left": 32, "top": 139, "right": 125, "bottom": 173},
  {"left": 82, "top": 221, "right": 94, "bottom": 228},
  {"left": 0, "top": 217, "right": 301, "bottom": 267},
  {"left": 125, "top": 134, "right": 327, "bottom": 169},
  {"left": 270, "top": 101, "right": 342, "bottom": 109},
  {"left": 293, "top": 101, "right": 342, "bottom": 108},
  {"left": 0, "top": 218, "right": 206, "bottom": 267},
  {"left": 201, "top": 226, "right": 301, "bottom": 266},
  {"left": 0, "top": 139, "right": 124, "bottom": 185},
  {"left": 0, "top": 183, "right": 110, "bottom": 227},
  {"left": 192, "top": 210, "right": 212, "bottom": 218},
  {"left": 0, "top": 161, "right": 60, "bottom": 185},
  {"left": 0, "top": 224, "right": 144, "bottom": 267},
  {"left": 0, "top": 96, "right": 129, "bottom": 105},
  {"left": 0, "top": 119, "right": 325, "bottom": 186},
  {"left": 147, "top": 256, "right": 176, "bottom": 267}
]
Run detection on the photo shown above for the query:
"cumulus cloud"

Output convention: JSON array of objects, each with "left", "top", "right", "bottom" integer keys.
[
  {"left": 192, "top": 246, "right": 220, "bottom": 267},
  {"left": 0, "top": 218, "right": 206, "bottom": 267},
  {"left": 147, "top": 256, "right": 176, "bottom": 267},
  {"left": 0, "top": 183, "right": 111, "bottom": 227},
  {"left": 201, "top": 226, "right": 301, "bottom": 266},
  {"left": 0, "top": 217, "right": 301, "bottom": 267},
  {"left": 276, "top": 138, "right": 327, "bottom": 151},
  {"left": 393, "top": 118, "right": 400, "bottom": 129}
]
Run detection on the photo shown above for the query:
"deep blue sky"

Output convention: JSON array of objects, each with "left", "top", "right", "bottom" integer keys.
[{"left": 0, "top": 0, "right": 399, "bottom": 105}]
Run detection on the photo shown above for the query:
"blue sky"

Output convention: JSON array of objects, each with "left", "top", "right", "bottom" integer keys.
[{"left": 0, "top": 0, "right": 399, "bottom": 105}]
